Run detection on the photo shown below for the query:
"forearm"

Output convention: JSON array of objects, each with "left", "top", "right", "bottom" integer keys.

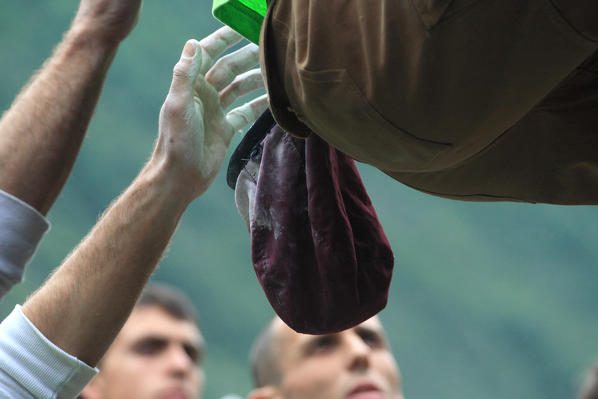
[
  {"left": 0, "top": 24, "right": 119, "bottom": 215},
  {"left": 21, "top": 160, "right": 194, "bottom": 366},
  {"left": 17, "top": 27, "right": 265, "bottom": 369}
]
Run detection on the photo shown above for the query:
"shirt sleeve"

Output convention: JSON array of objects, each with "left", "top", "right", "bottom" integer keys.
[
  {"left": 0, "top": 190, "right": 50, "bottom": 300},
  {"left": 0, "top": 305, "right": 98, "bottom": 399}
]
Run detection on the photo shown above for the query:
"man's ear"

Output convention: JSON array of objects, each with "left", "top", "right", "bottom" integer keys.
[{"left": 248, "top": 385, "right": 282, "bottom": 399}]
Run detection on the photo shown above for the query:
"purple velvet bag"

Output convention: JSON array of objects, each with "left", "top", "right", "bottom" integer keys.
[{"left": 249, "top": 125, "right": 394, "bottom": 334}]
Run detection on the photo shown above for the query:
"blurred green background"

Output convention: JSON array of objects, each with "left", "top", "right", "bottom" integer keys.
[{"left": 1, "top": 1, "right": 597, "bottom": 398}]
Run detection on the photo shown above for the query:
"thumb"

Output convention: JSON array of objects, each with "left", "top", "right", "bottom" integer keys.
[{"left": 168, "top": 39, "right": 202, "bottom": 100}]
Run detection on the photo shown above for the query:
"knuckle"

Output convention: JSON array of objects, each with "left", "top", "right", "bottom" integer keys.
[
  {"left": 229, "top": 77, "right": 243, "bottom": 92},
  {"left": 228, "top": 60, "right": 241, "bottom": 74},
  {"left": 161, "top": 96, "right": 186, "bottom": 119},
  {"left": 172, "top": 62, "right": 190, "bottom": 79},
  {"left": 251, "top": 100, "right": 265, "bottom": 114},
  {"left": 212, "top": 56, "right": 226, "bottom": 71},
  {"left": 252, "top": 72, "right": 265, "bottom": 85},
  {"left": 231, "top": 108, "right": 251, "bottom": 125}
]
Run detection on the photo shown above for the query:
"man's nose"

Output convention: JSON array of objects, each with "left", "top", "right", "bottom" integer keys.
[
  {"left": 165, "top": 344, "right": 195, "bottom": 377},
  {"left": 346, "top": 334, "right": 371, "bottom": 372}
]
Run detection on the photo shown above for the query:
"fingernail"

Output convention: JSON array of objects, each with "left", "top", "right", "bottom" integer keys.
[{"left": 183, "top": 41, "right": 195, "bottom": 57}]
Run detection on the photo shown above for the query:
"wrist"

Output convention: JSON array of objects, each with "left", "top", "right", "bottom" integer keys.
[
  {"left": 140, "top": 157, "right": 199, "bottom": 208},
  {"left": 65, "top": 20, "right": 122, "bottom": 55},
  {"left": 53, "top": 25, "right": 120, "bottom": 76}
]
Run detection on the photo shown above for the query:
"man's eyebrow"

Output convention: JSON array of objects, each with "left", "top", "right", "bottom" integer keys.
[
  {"left": 130, "top": 335, "right": 167, "bottom": 345},
  {"left": 131, "top": 334, "right": 203, "bottom": 348},
  {"left": 132, "top": 334, "right": 167, "bottom": 342},
  {"left": 296, "top": 333, "right": 337, "bottom": 352},
  {"left": 354, "top": 325, "right": 381, "bottom": 334},
  {"left": 297, "top": 335, "right": 316, "bottom": 351},
  {"left": 177, "top": 334, "right": 205, "bottom": 355},
  {"left": 183, "top": 341, "right": 204, "bottom": 363},
  {"left": 354, "top": 325, "right": 388, "bottom": 343}
]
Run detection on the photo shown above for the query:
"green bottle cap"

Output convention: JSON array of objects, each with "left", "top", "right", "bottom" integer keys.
[{"left": 212, "top": 0, "right": 267, "bottom": 45}]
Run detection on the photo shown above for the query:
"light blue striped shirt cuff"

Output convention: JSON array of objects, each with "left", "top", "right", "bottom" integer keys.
[
  {"left": 0, "top": 190, "right": 50, "bottom": 299},
  {"left": 0, "top": 305, "right": 98, "bottom": 399}
]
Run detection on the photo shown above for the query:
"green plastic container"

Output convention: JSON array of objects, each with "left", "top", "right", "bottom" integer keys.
[{"left": 212, "top": 0, "right": 267, "bottom": 45}]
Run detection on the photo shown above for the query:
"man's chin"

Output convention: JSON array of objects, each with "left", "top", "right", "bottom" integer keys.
[
  {"left": 158, "top": 387, "right": 192, "bottom": 399},
  {"left": 347, "top": 392, "right": 385, "bottom": 399},
  {"left": 345, "top": 376, "right": 394, "bottom": 399}
]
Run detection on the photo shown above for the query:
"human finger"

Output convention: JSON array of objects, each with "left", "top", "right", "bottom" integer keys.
[
  {"left": 219, "top": 69, "right": 265, "bottom": 109},
  {"left": 168, "top": 39, "right": 202, "bottom": 103},
  {"left": 193, "top": 73, "right": 223, "bottom": 124},
  {"left": 205, "top": 43, "right": 259, "bottom": 92},
  {"left": 225, "top": 94, "right": 269, "bottom": 135},
  {"left": 198, "top": 26, "right": 244, "bottom": 75}
]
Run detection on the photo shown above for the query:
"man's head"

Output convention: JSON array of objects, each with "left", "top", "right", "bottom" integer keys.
[
  {"left": 581, "top": 363, "right": 598, "bottom": 399},
  {"left": 249, "top": 316, "right": 404, "bottom": 399},
  {"left": 81, "top": 283, "right": 204, "bottom": 399}
]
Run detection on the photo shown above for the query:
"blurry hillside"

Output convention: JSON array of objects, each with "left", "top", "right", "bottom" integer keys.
[{"left": 1, "top": 2, "right": 597, "bottom": 398}]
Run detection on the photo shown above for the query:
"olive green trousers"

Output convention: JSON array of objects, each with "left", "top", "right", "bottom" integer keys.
[{"left": 260, "top": 0, "right": 598, "bottom": 203}]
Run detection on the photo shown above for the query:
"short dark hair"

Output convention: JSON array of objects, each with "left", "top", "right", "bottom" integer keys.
[
  {"left": 137, "top": 283, "right": 199, "bottom": 326},
  {"left": 581, "top": 363, "right": 598, "bottom": 399},
  {"left": 250, "top": 318, "right": 282, "bottom": 387}
]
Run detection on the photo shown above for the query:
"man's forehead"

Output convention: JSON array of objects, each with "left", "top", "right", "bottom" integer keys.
[
  {"left": 275, "top": 316, "right": 385, "bottom": 348},
  {"left": 117, "top": 305, "right": 203, "bottom": 346}
]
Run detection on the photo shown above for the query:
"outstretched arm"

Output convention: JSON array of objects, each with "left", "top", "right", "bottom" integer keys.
[
  {"left": 0, "top": 0, "right": 142, "bottom": 215},
  {"left": 21, "top": 26, "right": 267, "bottom": 367}
]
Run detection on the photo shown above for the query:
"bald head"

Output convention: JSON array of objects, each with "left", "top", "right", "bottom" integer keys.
[
  {"left": 250, "top": 318, "right": 284, "bottom": 387},
  {"left": 249, "top": 316, "right": 403, "bottom": 399}
]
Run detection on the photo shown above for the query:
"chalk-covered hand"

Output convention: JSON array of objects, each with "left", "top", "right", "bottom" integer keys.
[{"left": 154, "top": 27, "right": 268, "bottom": 200}]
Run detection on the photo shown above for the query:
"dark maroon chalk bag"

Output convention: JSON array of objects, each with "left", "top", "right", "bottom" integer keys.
[{"left": 248, "top": 124, "right": 394, "bottom": 334}]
